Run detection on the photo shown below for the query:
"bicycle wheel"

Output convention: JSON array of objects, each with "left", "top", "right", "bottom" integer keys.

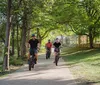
[
  {"left": 31, "top": 63, "right": 34, "bottom": 68},
  {"left": 29, "top": 59, "right": 32, "bottom": 71},
  {"left": 46, "top": 52, "right": 48, "bottom": 59},
  {"left": 31, "top": 59, "right": 34, "bottom": 68},
  {"left": 48, "top": 52, "right": 51, "bottom": 59},
  {"left": 46, "top": 51, "right": 50, "bottom": 59},
  {"left": 55, "top": 55, "right": 59, "bottom": 66}
]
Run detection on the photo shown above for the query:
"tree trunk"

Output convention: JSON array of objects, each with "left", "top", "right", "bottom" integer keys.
[
  {"left": 89, "top": 28, "right": 94, "bottom": 48},
  {"left": 17, "top": 20, "right": 20, "bottom": 58},
  {"left": 26, "top": 28, "right": 30, "bottom": 54},
  {"left": 27, "top": 28, "right": 30, "bottom": 42},
  {"left": 20, "top": 10, "right": 27, "bottom": 58},
  {"left": 61, "top": 35, "right": 63, "bottom": 45},
  {"left": 78, "top": 35, "right": 81, "bottom": 46},
  {"left": 11, "top": 27, "right": 15, "bottom": 55},
  {"left": 39, "top": 38, "right": 42, "bottom": 44},
  {"left": 3, "top": 0, "right": 12, "bottom": 71}
]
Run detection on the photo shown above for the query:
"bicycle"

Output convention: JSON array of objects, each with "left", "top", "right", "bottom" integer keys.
[
  {"left": 28, "top": 53, "right": 36, "bottom": 71},
  {"left": 54, "top": 48, "right": 60, "bottom": 66},
  {"left": 46, "top": 48, "right": 51, "bottom": 59}
]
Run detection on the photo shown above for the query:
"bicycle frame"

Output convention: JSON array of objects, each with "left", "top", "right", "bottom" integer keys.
[
  {"left": 46, "top": 48, "right": 51, "bottom": 59},
  {"left": 29, "top": 53, "right": 36, "bottom": 71}
]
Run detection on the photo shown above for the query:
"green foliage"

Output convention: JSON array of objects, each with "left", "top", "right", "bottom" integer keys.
[
  {"left": 10, "top": 57, "right": 24, "bottom": 66},
  {"left": 0, "top": 0, "right": 7, "bottom": 15},
  {"left": 71, "top": 0, "right": 100, "bottom": 35},
  {"left": 0, "top": 0, "right": 100, "bottom": 70},
  {"left": 0, "top": 61, "right": 3, "bottom": 65}
]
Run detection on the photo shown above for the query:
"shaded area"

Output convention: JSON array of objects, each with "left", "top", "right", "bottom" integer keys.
[
  {"left": 0, "top": 78, "right": 89, "bottom": 85},
  {"left": 62, "top": 48, "right": 100, "bottom": 84},
  {"left": 0, "top": 64, "right": 89, "bottom": 85},
  {"left": 0, "top": 55, "right": 77, "bottom": 85},
  {"left": 0, "top": 54, "right": 95, "bottom": 85}
]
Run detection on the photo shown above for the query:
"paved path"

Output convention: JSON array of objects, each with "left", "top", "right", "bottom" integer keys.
[{"left": 0, "top": 54, "right": 78, "bottom": 85}]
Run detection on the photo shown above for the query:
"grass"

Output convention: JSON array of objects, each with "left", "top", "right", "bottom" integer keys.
[{"left": 61, "top": 47, "right": 100, "bottom": 85}]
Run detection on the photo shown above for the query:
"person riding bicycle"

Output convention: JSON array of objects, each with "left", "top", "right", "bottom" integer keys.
[
  {"left": 27, "top": 34, "right": 40, "bottom": 64},
  {"left": 53, "top": 38, "right": 61, "bottom": 63},
  {"left": 45, "top": 39, "right": 52, "bottom": 58}
]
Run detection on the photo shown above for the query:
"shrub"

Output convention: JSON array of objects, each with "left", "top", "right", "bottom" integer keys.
[{"left": 10, "top": 57, "right": 24, "bottom": 66}]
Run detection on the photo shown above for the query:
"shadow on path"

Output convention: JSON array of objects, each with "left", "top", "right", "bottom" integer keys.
[{"left": 0, "top": 54, "right": 90, "bottom": 85}]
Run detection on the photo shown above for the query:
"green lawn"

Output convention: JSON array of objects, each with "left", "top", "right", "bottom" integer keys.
[{"left": 62, "top": 47, "right": 100, "bottom": 85}]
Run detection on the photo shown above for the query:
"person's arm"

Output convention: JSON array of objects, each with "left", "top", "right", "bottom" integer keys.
[{"left": 37, "top": 39, "right": 40, "bottom": 49}]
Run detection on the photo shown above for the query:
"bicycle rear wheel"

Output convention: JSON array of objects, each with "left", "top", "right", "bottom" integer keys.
[
  {"left": 46, "top": 51, "right": 50, "bottom": 59},
  {"left": 48, "top": 52, "right": 51, "bottom": 59},
  {"left": 55, "top": 55, "right": 59, "bottom": 66},
  {"left": 29, "top": 59, "right": 32, "bottom": 71},
  {"left": 31, "top": 64, "right": 34, "bottom": 68}
]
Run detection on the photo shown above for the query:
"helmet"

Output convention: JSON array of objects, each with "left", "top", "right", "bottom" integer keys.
[
  {"left": 56, "top": 38, "right": 59, "bottom": 42},
  {"left": 56, "top": 38, "right": 58, "bottom": 40},
  {"left": 31, "top": 34, "right": 35, "bottom": 37},
  {"left": 48, "top": 39, "right": 50, "bottom": 41}
]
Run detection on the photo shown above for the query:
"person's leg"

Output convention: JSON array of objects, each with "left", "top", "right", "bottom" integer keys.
[
  {"left": 50, "top": 48, "right": 51, "bottom": 53},
  {"left": 49, "top": 48, "right": 51, "bottom": 58},
  {"left": 28, "top": 52, "right": 30, "bottom": 59},
  {"left": 28, "top": 49, "right": 31, "bottom": 60},
  {"left": 33, "top": 48, "right": 38, "bottom": 64},
  {"left": 35, "top": 53, "right": 38, "bottom": 60},
  {"left": 53, "top": 52, "right": 57, "bottom": 63},
  {"left": 46, "top": 48, "right": 47, "bottom": 57}
]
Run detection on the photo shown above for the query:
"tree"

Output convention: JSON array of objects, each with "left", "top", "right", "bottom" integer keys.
[
  {"left": 3, "top": 0, "right": 12, "bottom": 71},
  {"left": 70, "top": 0, "right": 100, "bottom": 48},
  {"left": 51, "top": 0, "right": 100, "bottom": 48}
]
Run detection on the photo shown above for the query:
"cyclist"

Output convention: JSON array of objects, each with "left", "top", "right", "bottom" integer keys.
[
  {"left": 45, "top": 40, "right": 52, "bottom": 58},
  {"left": 53, "top": 38, "right": 61, "bottom": 63},
  {"left": 27, "top": 34, "right": 40, "bottom": 64}
]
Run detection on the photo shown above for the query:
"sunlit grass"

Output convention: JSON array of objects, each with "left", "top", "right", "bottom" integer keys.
[{"left": 62, "top": 47, "right": 100, "bottom": 84}]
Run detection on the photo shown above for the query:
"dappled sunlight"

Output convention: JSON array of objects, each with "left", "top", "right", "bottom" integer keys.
[
  {"left": 84, "top": 53, "right": 100, "bottom": 61},
  {"left": 62, "top": 48, "right": 100, "bottom": 84},
  {"left": 62, "top": 48, "right": 100, "bottom": 63},
  {"left": 0, "top": 55, "right": 79, "bottom": 85},
  {"left": 0, "top": 78, "right": 79, "bottom": 85},
  {"left": 62, "top": 48, "right": 97, "bottom": 57},
  {"left": 8, "top": 65, "right": 72, "bottom": 81},
  {"left": 1, "top": 0, "right": 100, "bottom": 85}
]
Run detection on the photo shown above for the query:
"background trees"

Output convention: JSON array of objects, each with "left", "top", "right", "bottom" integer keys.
[{"left": 0, "top": 0, "right": 100, "bottom": 71}]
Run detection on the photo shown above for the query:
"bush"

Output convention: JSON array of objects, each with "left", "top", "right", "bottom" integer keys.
[
  {"left": 39, "top": 46, "right": 46, "bottom": 53},
  {"left": 0, "top": 61, "right": 3, "bottom": 65},
  {"left": 10, "top": 57, "right": 24, "bottom": 66}
]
